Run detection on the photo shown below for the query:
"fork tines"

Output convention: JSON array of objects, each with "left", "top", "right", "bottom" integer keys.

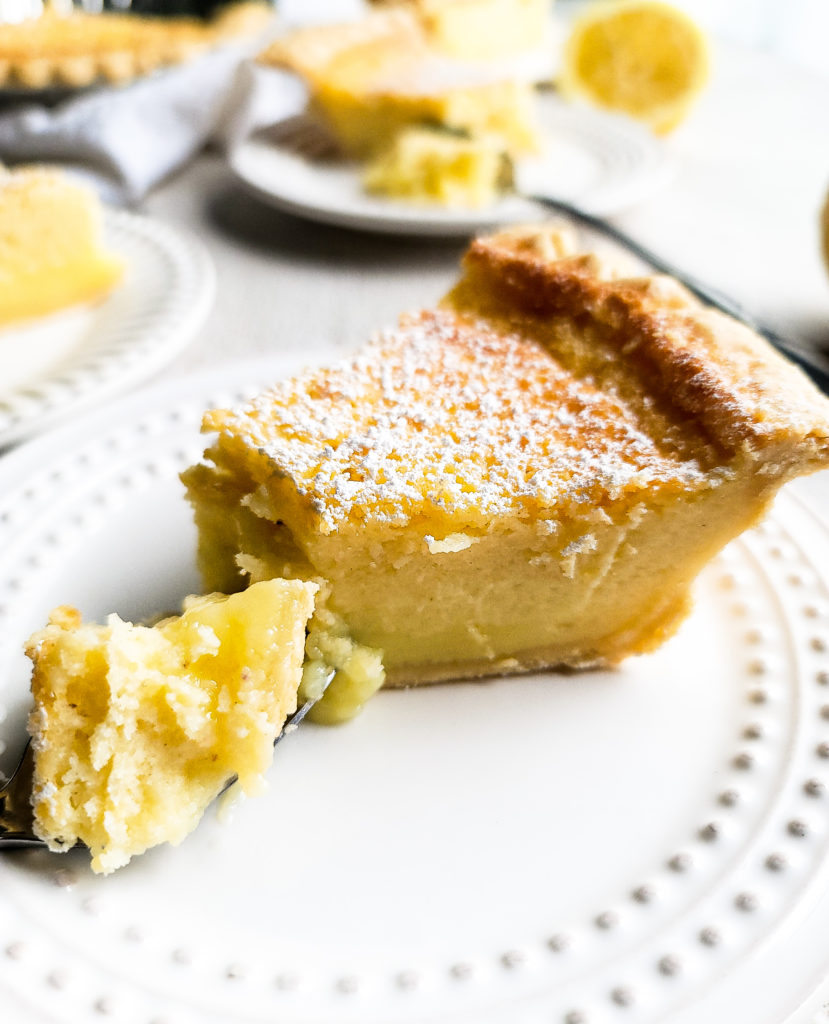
[{"left": 264, "top": 116, "right": 342, "bottom": 162}]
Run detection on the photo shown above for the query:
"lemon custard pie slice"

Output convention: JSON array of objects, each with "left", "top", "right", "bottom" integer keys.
[
  {"left": 259, "top": 9, "right": 540, "bottom": 159},
  {"left": 0, "top": 166, "right": 122, "bottom": 328},
  {"left": 182, "top": 225, "right": 829, "bottom": 690}
]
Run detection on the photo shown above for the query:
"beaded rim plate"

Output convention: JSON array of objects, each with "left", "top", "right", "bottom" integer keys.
[
  {"left": 0, "top": 209, "right": 215, "bottom": 450},
  {"left": 1, "top": 360, "right": 829, "bottom": 1024},
  {"left": 228, "top": 93, "right": 672, "bottom": 237}
]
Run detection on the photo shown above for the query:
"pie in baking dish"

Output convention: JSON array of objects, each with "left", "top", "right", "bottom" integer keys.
[
  {"left": 182, "top": 224, "right": 829, "bottom": 691},
  {"left": 0, "top": 1, "right": 273, "bottom": 90},
  {"left": 0, "top": 166, "right": 122, "bottom": 328},
  {"left": 26, "top": 580, "right": 315, "bottom": 873}
]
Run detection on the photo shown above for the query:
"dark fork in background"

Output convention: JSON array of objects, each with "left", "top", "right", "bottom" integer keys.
[{"left": 526, "top": 193, "right": 829, "bottom": 396}]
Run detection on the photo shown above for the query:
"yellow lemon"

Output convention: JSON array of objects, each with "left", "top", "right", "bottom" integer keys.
[{"left": 559, "top": 0, "right": 709, "bottom": 134}]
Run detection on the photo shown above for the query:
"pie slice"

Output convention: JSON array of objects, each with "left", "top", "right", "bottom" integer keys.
[
  {"left": 0, "top": 166, "right": 122, "bottom": 328},
  {"left": 0, "top": 2, "right": 273, "bottom": 90},
  {"left": 259, "top": 10, "right": 539, "bottom": 158},
  {"left": 182, "top": 225, "right": 829, "bottom": 693},
  {"left": 26, "top": 579, "right": 316, "bottom": 874}
]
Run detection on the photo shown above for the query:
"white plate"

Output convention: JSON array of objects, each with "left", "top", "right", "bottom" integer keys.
[
  {"left": 1, "top": 359, "right": 829, "bottom": 1024},
  {"left": 0, "top": 209, "right": 215, "bottom": 449},
  {"left": 229, "top": 94, "right": 672, "bottom": 237}
]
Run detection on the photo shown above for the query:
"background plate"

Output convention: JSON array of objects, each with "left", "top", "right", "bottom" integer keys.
[
  {"left": 229, "top": 94, "right": 672, "bottom": 237},
  {"left": 0, "top": 360, "right": 828, "bottom": 1024},
  {"left": 0, "top": 209, "right": 215, "bottom": 450}
]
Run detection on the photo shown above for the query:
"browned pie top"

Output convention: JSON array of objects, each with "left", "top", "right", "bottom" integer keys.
[
  {"left": 452, "top": 225, "right": 829, "bottom": 460},
  {"left": 202, "top": 226, "right": 829, "bottom": 535},
  {"left": 258, "top": 9, "right": 426, "bottom": 83}
]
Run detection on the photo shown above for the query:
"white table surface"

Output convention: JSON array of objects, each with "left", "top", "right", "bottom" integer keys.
[{"left": 137, "top": 40, "right": 829, "bottom": 391}]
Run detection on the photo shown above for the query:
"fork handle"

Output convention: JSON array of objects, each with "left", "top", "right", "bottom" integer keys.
[
  {"left": 0, "top": 832, "right": 47, "bottom": 849},
  {"left": 527, "top": 195, "right": 829, "bottom": 396},
  {"left": 0, "top": 742, "right": 46, "bottom": 849}
]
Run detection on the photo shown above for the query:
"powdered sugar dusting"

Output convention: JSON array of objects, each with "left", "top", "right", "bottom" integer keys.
[{"left": 207, "top": 311, "right": 710, "bottom": 532}]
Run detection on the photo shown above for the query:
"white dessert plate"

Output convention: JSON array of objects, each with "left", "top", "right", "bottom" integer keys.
[
  {"left": 1, "top": 359, "right": 829, "bottom": 1024},
  {"left": 228, "top": 93, "right": 672, "bottom": 237},
  {"left": 0, "top": 209, "right": 215, "bottom": 450}
]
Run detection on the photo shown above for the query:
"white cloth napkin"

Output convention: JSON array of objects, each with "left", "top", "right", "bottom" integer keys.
[
  {"left": 0, "top": 38, "right": 306, "bottom": 205},
  {"left": 213, "top": 58, "right": 307, "bottom": 152}
]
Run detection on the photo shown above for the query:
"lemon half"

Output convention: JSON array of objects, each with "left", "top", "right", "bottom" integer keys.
[{"left": 560, "top": 0, "right": 709, "bottom": 134}]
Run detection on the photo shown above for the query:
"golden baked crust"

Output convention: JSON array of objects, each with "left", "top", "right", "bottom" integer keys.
[
  {"left": 203, "top": 227, "right": 829, "bottom": 538},
  {"left": 449, "top": 226, "right": 829, "bottom": 460},
  {"left": 0, "top": 2, "right": 273, "bottom": 90},
  {"left": 202, "top": 308, "right": 719, "bottom": 536},
  {"left": 259, "top": 9, "right": 424, "bottom": 83}
]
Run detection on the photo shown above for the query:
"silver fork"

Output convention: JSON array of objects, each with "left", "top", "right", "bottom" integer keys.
[
  {"left": 258, "top": 116, "right": 342, "bottom": 162},
  {"left": 0, "top": 672, "right": 333, "bottom": 852}
]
